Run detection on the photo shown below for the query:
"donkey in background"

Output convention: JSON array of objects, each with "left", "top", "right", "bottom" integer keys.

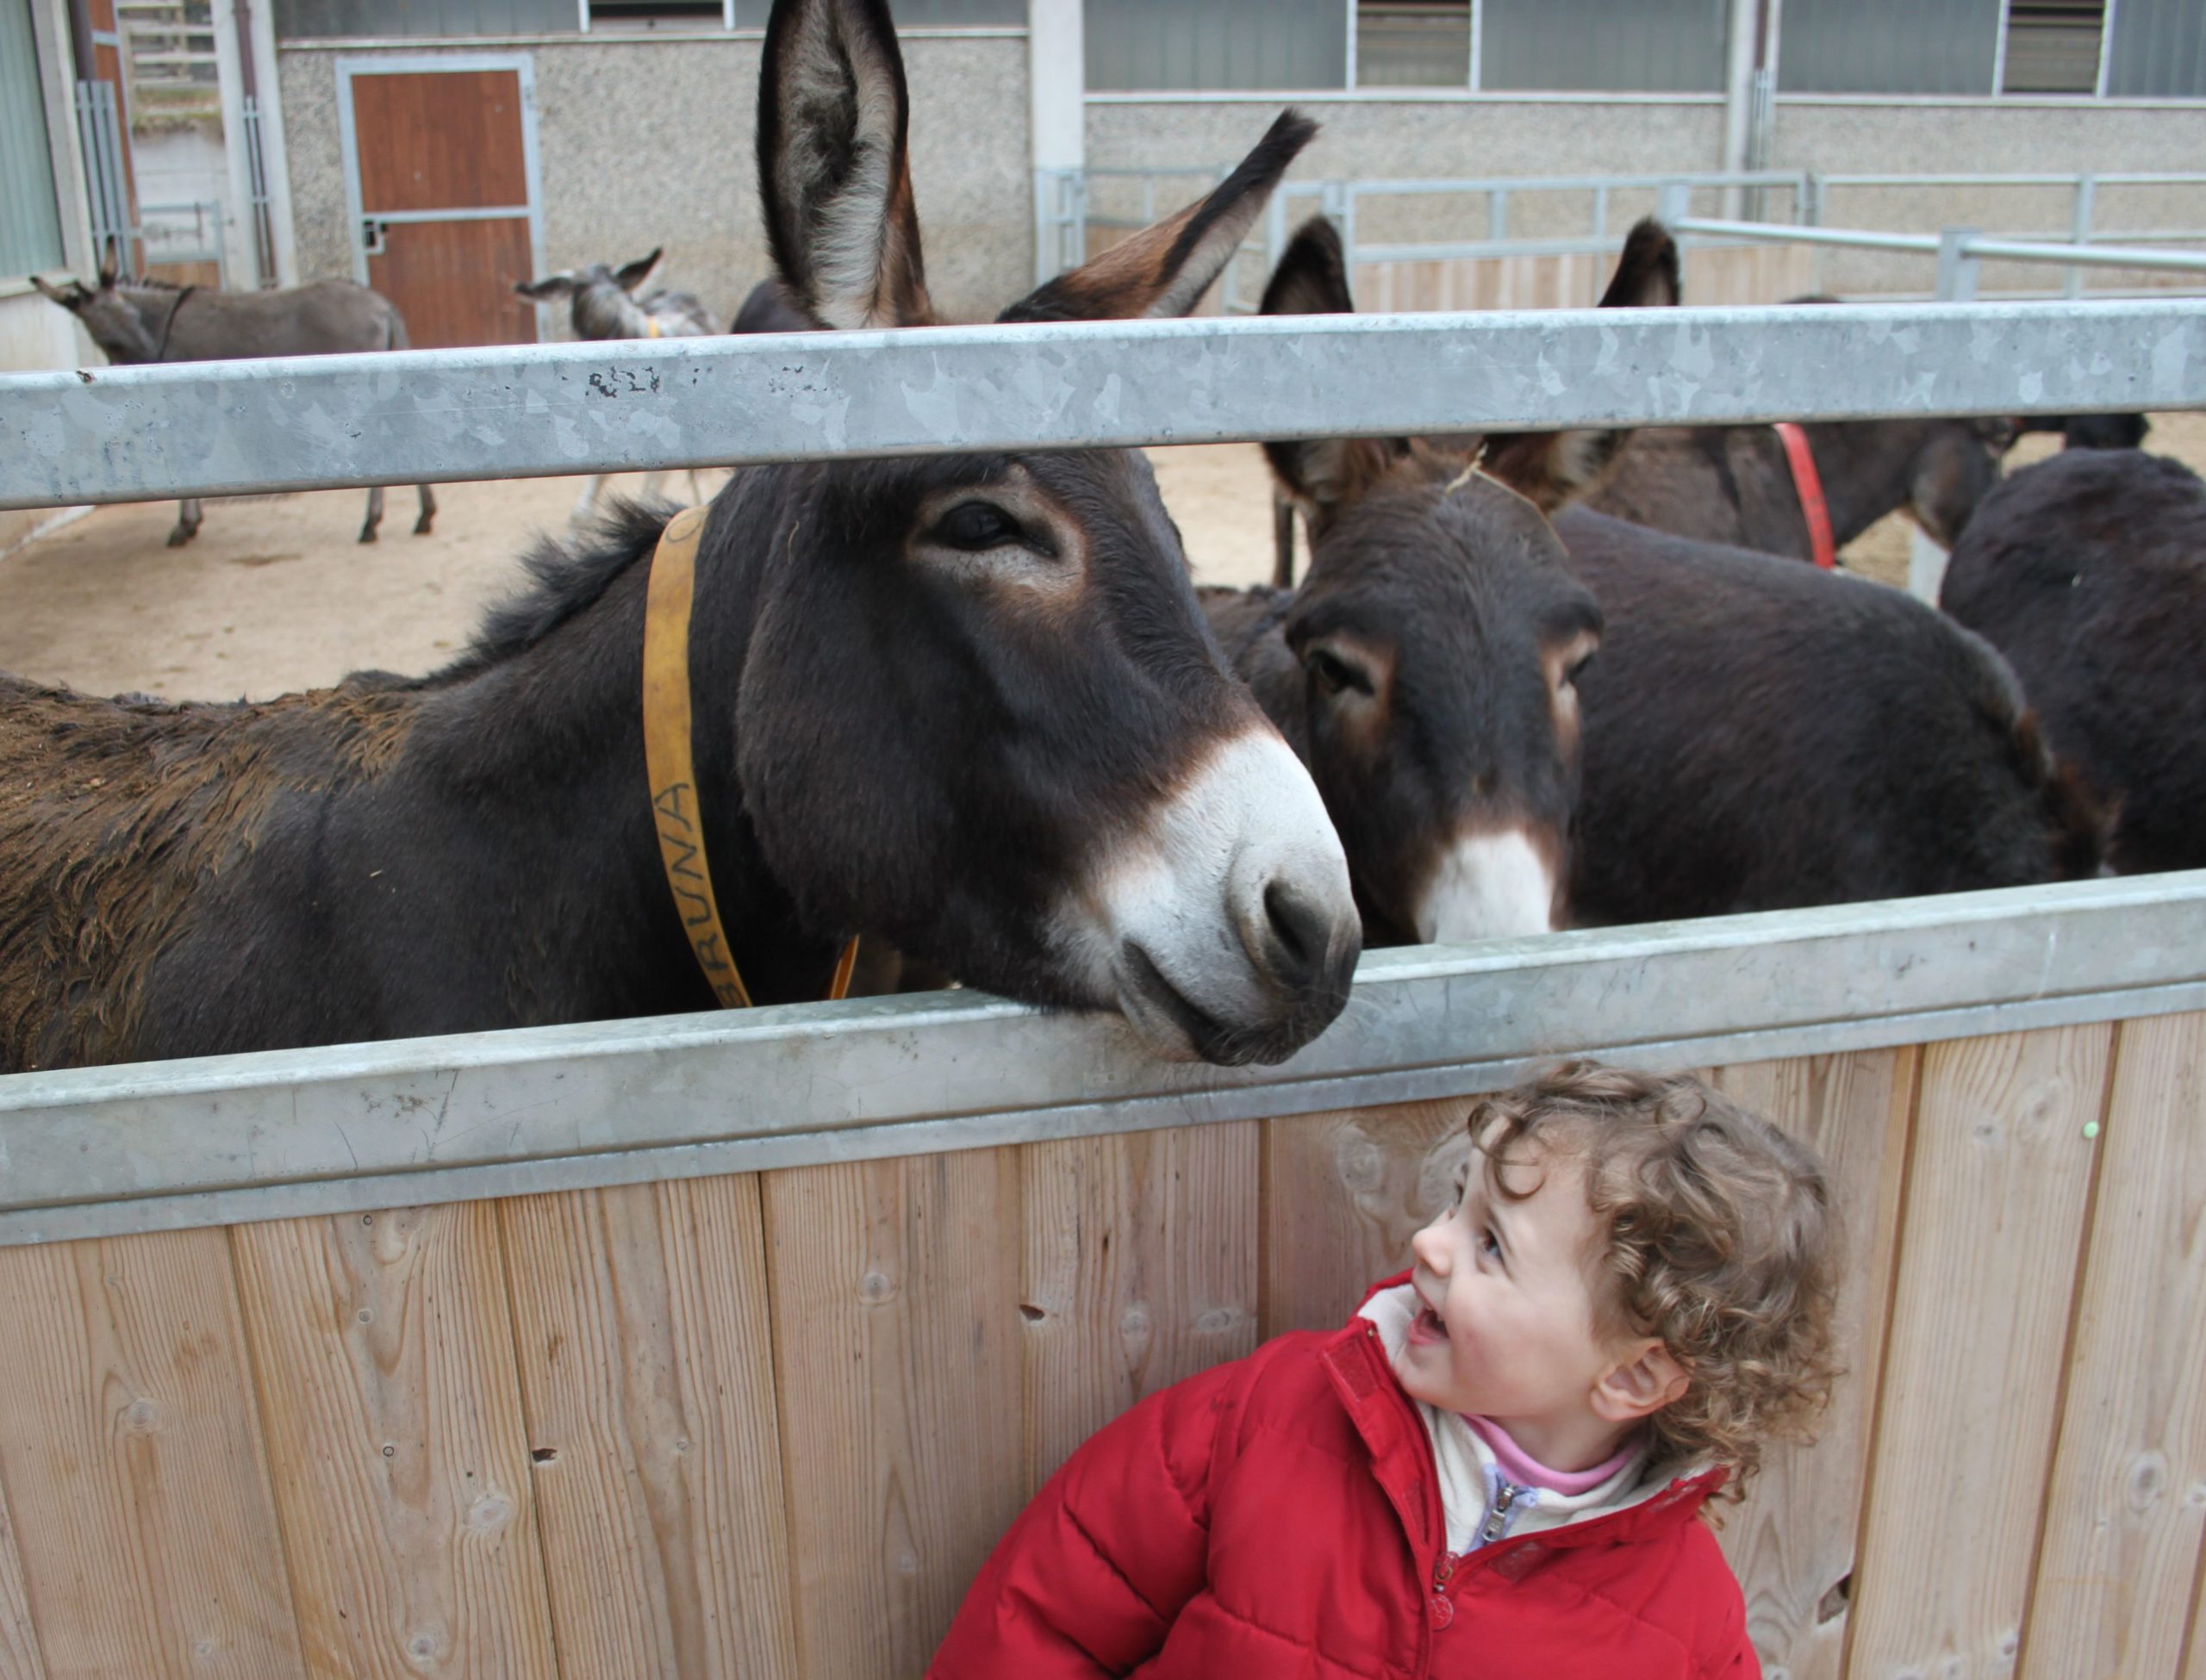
[
  {"left": 34, "top": 241, "right": 437, "bottom": 548},
  {"left": 518, "top": 248, "right": 724, "bottom": 522}
]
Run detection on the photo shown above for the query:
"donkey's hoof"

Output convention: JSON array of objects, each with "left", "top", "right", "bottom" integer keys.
[
  {"left": 413, "top": 514, "right": 434, "bottom": 535},
  {"left": 165, "top": 526, "right": 196, "bottom": 548},
  {"left": 358, "top": 526, "right": 380, "bottom": 544}
]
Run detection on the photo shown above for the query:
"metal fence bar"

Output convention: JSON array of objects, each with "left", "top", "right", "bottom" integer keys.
[
  {"left": 2, "top": 871, "right": 2201, "bottom": 1247},
  {"left": 7, "top": 299, "right": 2202, "bottom": 509}
]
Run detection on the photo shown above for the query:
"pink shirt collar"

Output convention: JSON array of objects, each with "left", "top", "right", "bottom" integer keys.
[{"left": 1461, "top": 1414, "right": 1642, "bottom": 1497}]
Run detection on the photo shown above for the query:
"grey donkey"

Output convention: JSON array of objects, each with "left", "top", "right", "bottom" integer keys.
[
  {"left": 34, "top": 240, "right": 436, "bottom": 547},
  {"left": 516, "top": 247, "right": 722, "bottom": 522}
]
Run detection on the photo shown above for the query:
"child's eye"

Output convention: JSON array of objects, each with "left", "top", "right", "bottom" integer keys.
[
  {"left": 1450, "top": 1174, "right": 1468, "bottom": 1205},
  {"left": 1479, "top": 1225, "right": 1501, "bottom": 1260}
]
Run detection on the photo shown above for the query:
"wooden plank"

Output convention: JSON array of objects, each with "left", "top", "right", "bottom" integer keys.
[
  {"left": 1261, "top": 1097, "right": 1473, "bottom": 1338},
  {"left": 0, "top": 1228, "right": 302, "bottom": 1680},
  {"left": 502, "top": 1176, "right": 797, "bottom": 1680},
  {"left": 1021, "top": 1123, "right": 1261, "bottom": 1489},
  {"left": 350, "top": 71, "right": 528, "bottom": 212},
  {"left": 763, "top": 1151, "right": 1025, "bottom": 1680},
  {"left": 1846, "top": 1024, "right": 2113, "bottom": 1678},
  {"left": 0, "top": 1485, "right": 42, "bottom": 1680},
  {"left": 231, "top": 1204, "right": 557, "bottom": 1680},
  {"left": 1706, "top": 1049, "right": 1918, "bottom": 1680},
  {"left": 2021, "top": 1011, "right": 2206, "bottom": 1679}
]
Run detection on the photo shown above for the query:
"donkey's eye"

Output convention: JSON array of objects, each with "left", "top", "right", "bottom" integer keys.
[
  {"left": 1562, "top": 650, "right": 1596, "bottom": 687},
  {"left": 1307, "top": 648, "right": 1374, "bottom": 698},
  {"left": 933, "top": 501, "right": 1023, "bottom": 551}
]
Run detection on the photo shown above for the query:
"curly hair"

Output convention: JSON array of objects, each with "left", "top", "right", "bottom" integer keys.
[{"left": 1468, "top": 1061, "right": 1841, "bottom": 1495}]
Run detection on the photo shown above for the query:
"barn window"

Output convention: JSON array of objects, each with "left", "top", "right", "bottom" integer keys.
[
  {"left": 2, "top": 0, "right": 66, "bottom": 281},
  {"left": 1085, "top": 0, "right": 1347, "bottom": 91},
  {"left": 275, "top": 0, "right": 581, "bottom": 38},
  {"left": 2001, "top": 0, "right": 2106, "bottom": 94},
  {"left": 2103, "top": 0, "right": 2206, "bottom": 95},
  {"left": 582, "top": 0, "right": 726, "bottom": 28},
  {"left": 1777, "top": 0, "right": 2002, "bottom": 93},
  {"left": 1477, "top": 0, "right": 1726, "bottom": 91},
  {"left": 1355, "top": 1, "right": 1469, "bottom": 90}
]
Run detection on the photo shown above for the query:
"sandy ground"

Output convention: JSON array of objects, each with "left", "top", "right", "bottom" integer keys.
[{"left": 6, "top": 419, "right": 2203, "bottom": 701}]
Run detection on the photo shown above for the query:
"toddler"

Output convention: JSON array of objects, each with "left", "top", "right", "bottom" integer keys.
[{"left": 930, "top": 1061, "right": 1839, "bottom": 1678}]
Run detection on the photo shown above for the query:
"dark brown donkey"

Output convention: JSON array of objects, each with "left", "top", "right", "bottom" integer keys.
[
  {"left": 1557, "top": 507, "right": 2105, "bottom": 924},
  {"left": 34, "top": 244, "right": 437, "bottom": 548},
  {"left": 1200, "top": 216, "right": 1678, "bottom": 945},
  {"left": 0, "top": 0, "right": 1357, "bottom": 1073},
  {"left": 1586, "top": 299, "right": 2012, "bottom": 560},
  {"left": 1941, "top": 447, "right": 2206, "bottom": 874}
]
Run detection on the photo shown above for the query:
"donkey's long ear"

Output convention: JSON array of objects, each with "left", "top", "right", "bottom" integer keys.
[
  {"left": 514, "top": 272, "right": 577, "bottom": 301},
  {"left": 1482, "top": 217, "right": 1682, "bottom": 511},
  {"left": 98, "top": 237, "right": 120, "bottom": 289},
  {"left": 615, "top": 248, "right": 664, "bottom": 292},
  {"left": 1596, "top": 216, "right": 1680, "bottom": 310},
  {"left": 1253, "top": 215, "right": 1403, "bottom": 522},
  {"left": 758, "top": 0, "right": 931, "bottom": 328},
  {"left": 31, "top": 274, "right": 90, "bottom": 311},
  {"left": 1000, "top": 109, "right": 1318, "bottom": 324}
]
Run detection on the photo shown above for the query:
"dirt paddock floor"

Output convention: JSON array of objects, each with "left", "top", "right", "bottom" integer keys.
[{"left": 6, "top": 417, "right": 2203, "bottom": 702}]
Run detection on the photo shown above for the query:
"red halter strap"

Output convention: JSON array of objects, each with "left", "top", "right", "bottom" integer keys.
[{"left": 1772, "top": 421, "right": 1835, "bottom": 570}]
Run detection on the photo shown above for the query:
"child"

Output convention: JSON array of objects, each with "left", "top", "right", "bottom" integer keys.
[{"left": 929, "top": 1061, "right": 1839, "bottom": 1679}]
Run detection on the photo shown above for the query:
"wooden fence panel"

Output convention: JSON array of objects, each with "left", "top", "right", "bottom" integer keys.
[
  {"left": 1709, "top": 1050, "right": 1919, "bottom": 1680},
  {"left": 763, "top": 1151, "right": 1025, "bottom": 1680},
  {"left": 1261, "top": 1098, "right": 1470, "bottom": 1337},
  {"left": 502, "top": 1176, "right": 798, "bottom": 1680},
  {"left": 231, "top": 1205, "right": 557, "bottom": 1680},
  {"left": 2020, "top": 1011, "right": 2206, "bottom": 1680},
  {"left": 1845, "top": 1025, "right": 2113, "bottom": 1678},
  {"left": 1021, "top": 1123, "right": 1262, "bottom": 1489},
  {"left": 0, "top": 1229, "right": 302, "bottom": 1680},
  {"left": 0, "top": 1490, "right": 41, "bottom": 1680}
]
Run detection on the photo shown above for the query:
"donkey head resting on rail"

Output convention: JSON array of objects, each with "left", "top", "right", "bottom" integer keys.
[
  {"left": 0, "top": 0, "right": 1355, "bottom": 1073},
  {"left": 32, "top": 240, "right": 438, "bottom": 549},
  {"left": 1200, "top": 216, "right": 1680, "bottom": 947},
  {"left": 517, "top": 248, "right": 726, "bottom": 520}
]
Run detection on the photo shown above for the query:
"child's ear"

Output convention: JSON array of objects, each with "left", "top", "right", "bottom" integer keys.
[{"left": 1591, "top": 1340, "right": 1689, "bottom": 1425}]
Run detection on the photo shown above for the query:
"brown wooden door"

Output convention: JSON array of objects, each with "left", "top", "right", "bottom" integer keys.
[{"left": 343, "top": 64, "right": 540, "bottom": 348}]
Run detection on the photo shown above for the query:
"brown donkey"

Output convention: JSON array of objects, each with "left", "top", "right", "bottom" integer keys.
[
  {"left": 34, "top": 244, "right": 438, "bottom": 548},
  {"left": 1201, "top": 216, "right": 1679, "bottom": 946},
  {"left": 0, "top": 0, "right": 1356, "bottom": 1073}
]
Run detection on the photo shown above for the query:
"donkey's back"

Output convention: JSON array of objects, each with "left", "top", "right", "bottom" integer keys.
[{"left": 165, "top": 279, "right": 407, "bottom": 360}]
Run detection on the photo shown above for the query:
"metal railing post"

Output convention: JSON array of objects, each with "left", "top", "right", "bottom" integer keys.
[{"left": 1936, "top": 227, "right": 1981, "bottom": 301}]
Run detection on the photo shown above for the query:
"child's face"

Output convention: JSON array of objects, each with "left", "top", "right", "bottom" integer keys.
[{"left": 1398, "top": 1134, "right": 1636, "bottom": 1444}]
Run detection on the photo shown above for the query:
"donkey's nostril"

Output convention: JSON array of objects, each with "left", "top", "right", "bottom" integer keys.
[{"left": 1263, "top": 878, "right": 1328, "bottom": 978}]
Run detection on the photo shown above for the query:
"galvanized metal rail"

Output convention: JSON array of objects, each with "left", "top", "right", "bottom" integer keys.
[
  {"left": 5, "top": 299, "right": 2201, "bottom": 508},
  {"left": 3, "top": 874, "right": 2202, "bottom": 1247}
]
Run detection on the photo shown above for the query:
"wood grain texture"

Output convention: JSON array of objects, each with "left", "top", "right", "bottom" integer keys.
[
  {"left": 0, "top": 1487, "right": 41, "bottom": 1680},
  {"left": 1708, "top": 1049, "right": 1919, "bottom": 1680},
  {"left": 502, "top": 1176, "right": 797, "bottom": 1680},
  {"left": 0, "top": 1228, "right": 302, "bottom": 1680},
  {"left": 2021, "top": 1011, "right": 2206, "bottom": 1680},
  {"left": 1261, "top": 1098, "right": 1474, "bottom": 1337},
  {"left": 231, "top": 1204, "right": 556, "bottom": 1680},
  {"left": 1021, "top": 1123, "right": 1261, "bottom": 1489},
  {"left": 351, "top": 71, "right": 527, "bottom": 211},
  {"left": 1845, "top": 1025, "right": 2113, "bottom": 1680},
  {"left": 763, "top": 1151, "right": 1025, "bottom": 1680}
]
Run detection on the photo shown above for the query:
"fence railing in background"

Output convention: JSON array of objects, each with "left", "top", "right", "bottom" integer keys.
[
  {"left": 72, "top": 78, "right": 133, "bottom": 274},
  {"left": 6, "top": 299, "right": 2198, "bottom": 509}
]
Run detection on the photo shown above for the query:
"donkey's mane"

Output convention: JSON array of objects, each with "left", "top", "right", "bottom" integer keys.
[{"left": 448, "top": 497, "right": 675, "bottom": 675}]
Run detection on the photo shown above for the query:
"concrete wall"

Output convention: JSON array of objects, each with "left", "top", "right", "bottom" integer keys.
[
  {"left": 1087, "top": 92, "right": 2206, "bottom": 297},
  {"left": 276, "top": 30, "right": 1032, "bottom": 332},
  {"left": 0, "top": 289, "right": 96, "bottom": 554}
]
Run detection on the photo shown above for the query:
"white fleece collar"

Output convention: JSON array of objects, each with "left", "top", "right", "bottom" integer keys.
[{"left": 1358, "top": 1282, "right": 1703, "bottom": 1556}]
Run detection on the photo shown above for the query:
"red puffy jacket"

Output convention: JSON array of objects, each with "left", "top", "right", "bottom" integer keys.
[{"left": 931, "top": 1292, "right": 1755, "bottom": 1679}]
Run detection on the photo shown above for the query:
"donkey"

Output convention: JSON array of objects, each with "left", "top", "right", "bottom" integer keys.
[
  {"left": 1941, "top": 447, "right": 2206, "bottom": 874},
  {"left": 517, "top": 248, "right": 724, "bottom": 520},
  {"left": 2016, "top": 413, "right": 2153, "bottom": 451},
  {"left": 1555, "top": 507, "right": 2106, "bottom": 924},
  {"left": 732, "top": 277, "right": 813, "bottom": 334},
  {"left": 33, "top": 243, "right": 437, "bottom": 548},
  {"left": 0, "top": 0, "right": 1357, "bottom": 1073},
  {"left": 1199, "top": 216, "right": 1677, "bottom": 945},
  {"left": 1586, "top": 410, "right": 2013, "bottom": 561}
]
